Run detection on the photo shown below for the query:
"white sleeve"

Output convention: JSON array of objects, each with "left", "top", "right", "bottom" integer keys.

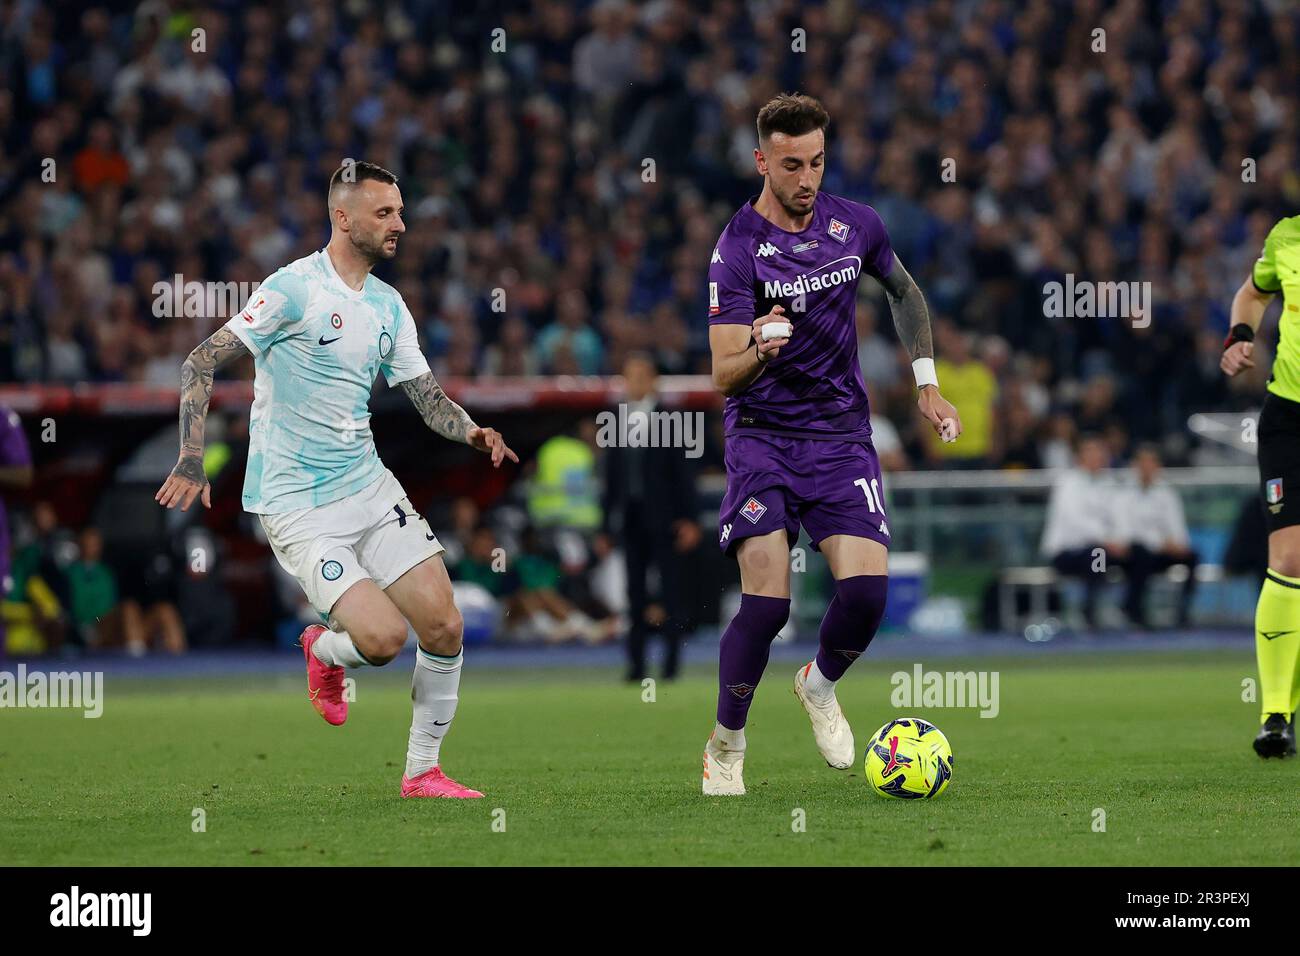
[
  {"left": 224, "top": 269, "right": 307, "bottom": 356},
  {"left": 382, "top": 299, "right": 432, "bottom": 387}
]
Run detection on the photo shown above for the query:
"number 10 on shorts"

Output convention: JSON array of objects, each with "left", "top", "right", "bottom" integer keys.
[{"left": 854, "top": 477, "right": 885, "bottom": 513}]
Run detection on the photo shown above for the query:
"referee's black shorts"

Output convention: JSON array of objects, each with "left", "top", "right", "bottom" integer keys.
[{"left": 1257, "top": 391, "right": 1300, "bottom": 533}]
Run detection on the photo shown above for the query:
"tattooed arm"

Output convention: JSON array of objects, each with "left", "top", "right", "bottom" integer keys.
[
  {"left": 399, "top": 371, "right": 476, "bottom": 442},
  {"left": 879, "top": 254, "right": 933, "bottom": 364},
  {"left": 155, "top": 327, "right": 250, "bottom": 510},
  {"left": 399, "top": 371, "right": 519, "bottom": 467},
  {"left": 877, "top": 254, "right": 963, "bottom": 442}
]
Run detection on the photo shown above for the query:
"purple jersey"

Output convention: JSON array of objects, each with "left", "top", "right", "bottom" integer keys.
[
  {"left": 0, "top": 406, "right": 32, "bottom": 590},
  {"left": 708, "top": 192, "right": 895, "bottom": 441}
]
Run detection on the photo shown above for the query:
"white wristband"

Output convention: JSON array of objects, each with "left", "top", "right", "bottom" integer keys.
[{"left": 912, "top": 357, "right": 938, "bottom": 389}]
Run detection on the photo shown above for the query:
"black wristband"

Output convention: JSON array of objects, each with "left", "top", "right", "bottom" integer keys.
[{"left": 1223, "top": 324, "right": 1255, "bottom": 350}]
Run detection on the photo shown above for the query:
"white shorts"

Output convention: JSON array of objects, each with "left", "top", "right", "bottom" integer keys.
[{"left": 257, "top": 469, "right": 445, "bottom": 618}]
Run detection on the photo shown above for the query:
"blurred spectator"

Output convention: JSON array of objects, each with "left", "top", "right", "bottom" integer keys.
[
  {"left": 11, "top": 501, "right": 76, "bottom": 646},
  {"left": 927, "top": 320, "right": 998, "bottom": 467},
  {"left": 512, "top": 525, "right": 619, "bottom": 643},
  {"left": 0, "top": 0, "right": 1288, "bottom": 469},
  {"left": 0, "top": 406, "right": 32, "bottom": 654},
  {"left": 66, "top": 527, "right": 119, "bottom": 648},
  {"left": 1115, "top": 444, "right": 1198, "bottom": 628},
  {"left": 1041, "top": 435, "right": 1129, "bottom": 628},
  {"left": 536, "top": 289, "right": 604, "bottom": 375},
  {"left": 526, "top": 423, "right": 602, "bottom": 531},
  {"left": 601, "top": 353, "right": 700, "bottom": 680}
]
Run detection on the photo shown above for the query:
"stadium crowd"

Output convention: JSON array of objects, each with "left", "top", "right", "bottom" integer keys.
[{"left": 1, "top": 0, "right": 1297, "bottom": 469}]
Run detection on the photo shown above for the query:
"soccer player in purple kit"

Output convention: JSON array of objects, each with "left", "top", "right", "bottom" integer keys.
[{"left": 702, "top": 94, "right": 962, "bottom": 795}]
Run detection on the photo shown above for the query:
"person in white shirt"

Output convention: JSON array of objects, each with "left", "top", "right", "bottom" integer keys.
[
  {"left": 1040, "top": 435, "right": 1129, "bottom": 628},
  {"left": 1115, "top": 444, "right": 1198, "bottom": 628}
]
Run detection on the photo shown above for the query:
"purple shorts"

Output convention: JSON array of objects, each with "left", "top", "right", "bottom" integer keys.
[{"left": 717, "top": 432, "right": 892, "bottom": 557}]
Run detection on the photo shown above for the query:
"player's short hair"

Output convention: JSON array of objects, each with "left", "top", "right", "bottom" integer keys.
[
  {"left": 756, "top": 93, "right": 829, "bottom": 145},
  {"left": 327, "top": 160, "right": 398, "bottom": 210}
]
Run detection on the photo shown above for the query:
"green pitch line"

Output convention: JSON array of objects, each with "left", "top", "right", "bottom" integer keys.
[{"left": 1, "top": 652, "right": 1294, "bottom": 866}]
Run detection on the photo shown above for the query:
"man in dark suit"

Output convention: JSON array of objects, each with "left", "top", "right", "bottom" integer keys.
[{"left": 601, "top": 353, "right": 702, "bottom": 681}]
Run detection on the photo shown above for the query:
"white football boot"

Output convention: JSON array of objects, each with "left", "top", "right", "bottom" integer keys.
[
  {"left": 702, "top": 731, "right": 746, "bottom": 796},
  {"left": 793, "top": 662, "right": 855, "bottom": 769}
]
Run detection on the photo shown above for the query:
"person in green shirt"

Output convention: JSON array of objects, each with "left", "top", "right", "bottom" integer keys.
[
  {"left": 1222, "top": 214, "right": 1300, "bottom": 757},
  {"left": 66, "top": 527, "right": 119, "bottom": 647}
]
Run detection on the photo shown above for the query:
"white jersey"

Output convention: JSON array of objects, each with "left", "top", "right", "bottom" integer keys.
[{"left": 225, "top": 249, "right": 430, "bottom": 514}]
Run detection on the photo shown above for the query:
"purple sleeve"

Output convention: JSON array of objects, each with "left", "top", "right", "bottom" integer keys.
[
  {"left": 0, "top": 409, "right": 31, "bottom": 468},
  {"left": 859, "top": 205, "right": 895, "bottom": 281},
  {"left": 707, "top": 230, "right": 756, "bottom": 326}
]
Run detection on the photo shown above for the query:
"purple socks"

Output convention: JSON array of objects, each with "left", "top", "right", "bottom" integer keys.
[
  {"left": 716, "top": 594, "right": 790, "bottom": 730},
  {"left": 715, "top": 576, "right": 888, "bottom": 731},
  {"left": 814, "top": 574, "right": 888, "bottom": 681}
]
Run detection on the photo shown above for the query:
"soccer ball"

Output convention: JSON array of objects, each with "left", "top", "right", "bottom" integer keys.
[{"left": 864, "top": 717, "right": 953, "bottom": 799}]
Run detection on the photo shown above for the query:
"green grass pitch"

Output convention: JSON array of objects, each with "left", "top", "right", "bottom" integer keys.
[{"left": 2, "top": 649, "right": 1296, "bottom": 866}]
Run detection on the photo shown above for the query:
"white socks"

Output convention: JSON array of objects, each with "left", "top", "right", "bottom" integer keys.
[
  {"left": 406, "top": 646, "right": 463, "bottom": 778},
  {"left": 804, "top": 660, "right": 836, "bottom": 701},
  {"left": 712, "top": 722, "right": 746, "bottom": 752},
  {"left": 311, "top": 627, "right": 372, "bottom": 668}
]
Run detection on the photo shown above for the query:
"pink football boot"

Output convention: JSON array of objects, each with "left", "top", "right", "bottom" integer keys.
[
  {"left": 400, "top": 767, "right": 484, "bottom": 799},
  {"left": 300, "top": 624, "right": 348, "bottom": 726}
]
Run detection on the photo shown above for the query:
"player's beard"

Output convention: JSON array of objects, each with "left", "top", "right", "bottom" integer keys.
[
  {"left": 775, "top": 182, "right": 816, "bottom": 220},
  {"left": 351, "top": 229, "right": 399, "bottom": 263}
]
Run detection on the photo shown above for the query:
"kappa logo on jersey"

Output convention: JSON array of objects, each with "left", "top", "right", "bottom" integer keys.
[
  {"left": 1267, "top": 477, "right": 1284, "bottom": 504},
  {"left": 756, "top": 242, "right": 782, "bottom": 258},
  {"left": 740, "top": 496, "right": 767, "bottom": 523},
  {"left": 711, "top": 247, "right": 723, "bottom": 264},
  {"left": 720, "top": 522, "right": 732, "bottom": 543},
  {"left": 828, "top": 218, "right": 851, "bottom": 243},
  {"left": 708, "top": 281, "right": 719, "bottom": 315}
]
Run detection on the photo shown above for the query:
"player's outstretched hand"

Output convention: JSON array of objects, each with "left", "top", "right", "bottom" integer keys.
[
  {"left": 917, "top": 386, "right": 962, "bottom": 443},
  {"left": 155, "top": 454, "right": 211, "bottom": 511},
  {"left": 468, "top": 426, "right": 519, "bottom": 468},
  {"left": 751, "top": 306, "right": 792, "bottom": 364},
  {"left": 1221, "top": 340, "right": 1254, "bottom": 377}
]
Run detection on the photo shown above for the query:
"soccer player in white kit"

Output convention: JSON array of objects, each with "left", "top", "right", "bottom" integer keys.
[{"left": 155, "top": 161, "right": 517, "bottom": 798}]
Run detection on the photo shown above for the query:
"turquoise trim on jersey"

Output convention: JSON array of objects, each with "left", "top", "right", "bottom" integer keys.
[{"left": 227, "top": 250, "right": 430, "bottom": 514}]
